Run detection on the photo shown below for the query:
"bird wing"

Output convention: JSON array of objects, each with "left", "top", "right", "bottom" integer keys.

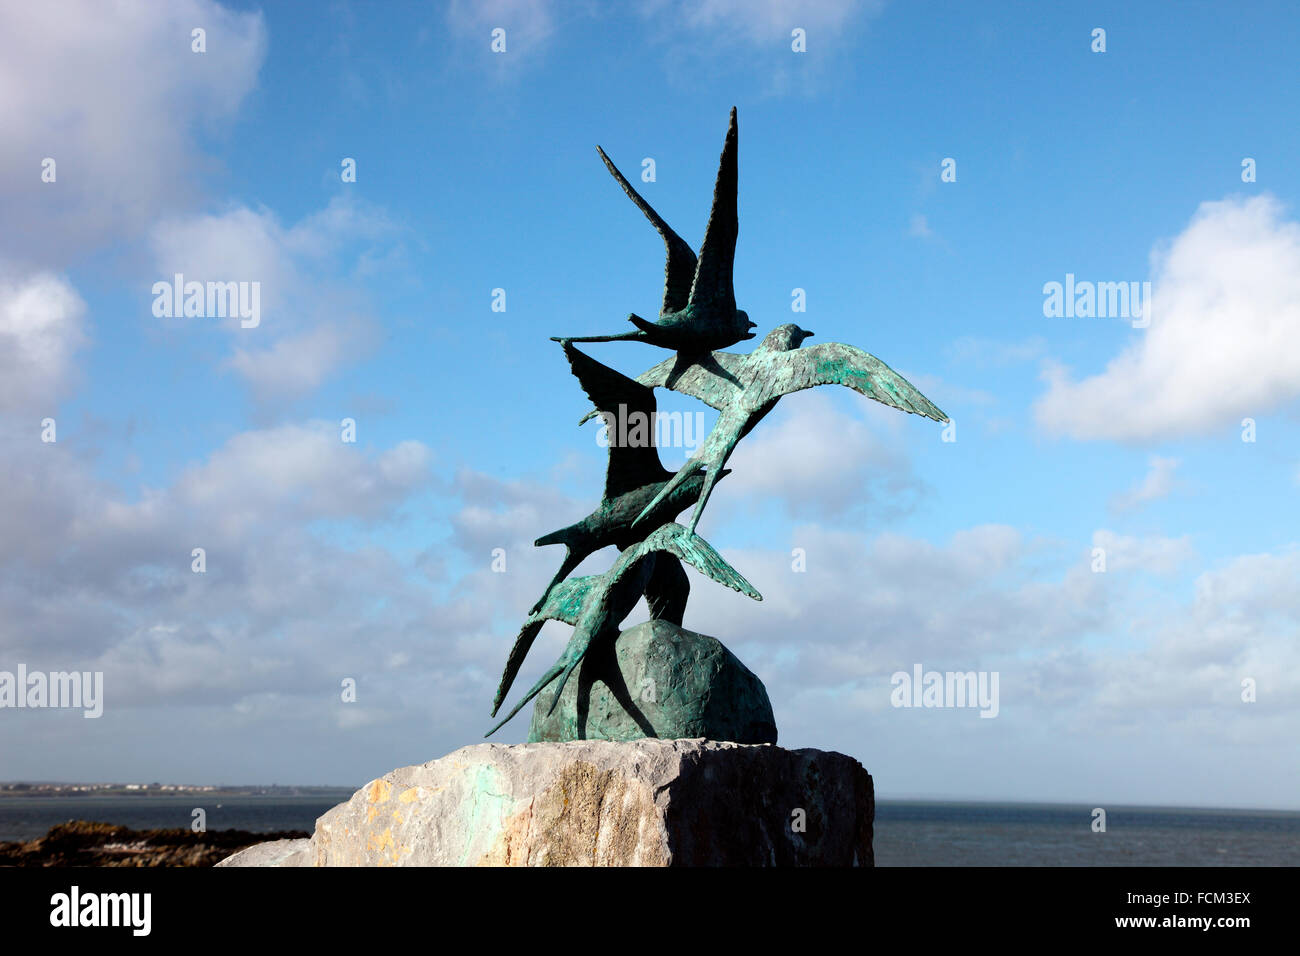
[
  {"left": 490, "top": 574, "right": 592, "bottom": 718},
  {"left": 636, "top": 522, "right": 761, "bottom": 601},
  {"left": 754, "top": 342, "right": 949, "bottom": 422},
  {"left": 576, "top": 350, "right": 747, "bottom": 423},
  {"left": 687, "top": 107, "right": 739, "bottom": 314},
  {"left": 562, "top": 342, "right": 672, "bottom": 498},
  {"left": 638, "top": 350, "right": 748, "bottom": 410},
  {"left": 597, "top": 146, "right": 697, "bottom": 316}
]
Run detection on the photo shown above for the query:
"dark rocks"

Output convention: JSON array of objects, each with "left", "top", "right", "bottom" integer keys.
[{"left": 0, "top": 819, "right": 310, "bottom": 867}]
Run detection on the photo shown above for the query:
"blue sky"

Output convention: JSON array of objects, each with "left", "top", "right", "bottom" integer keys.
[{"left": 1, "top": 0, "right": 1298, "bottom": 810}]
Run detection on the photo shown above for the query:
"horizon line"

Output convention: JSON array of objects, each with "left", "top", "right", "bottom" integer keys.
[{"left": 4, "top": 781, "right": 1297, "bottom": 815}]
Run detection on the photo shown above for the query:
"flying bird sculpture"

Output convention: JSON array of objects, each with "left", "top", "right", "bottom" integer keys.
[
  {"left": 484, "top": 110, "right": 948, "bottom": 747},
  {"left": 528, "top": 340, "right": 730, "bottom": 618},
  {"left": 486, "top": 521, "right": 761, "bottom": 737},
  {"left": 554, "top": 107, "right": 756, "bottom": 354},
  {"left": 578, "top": 324, "right": 950, "bottom": 534}
]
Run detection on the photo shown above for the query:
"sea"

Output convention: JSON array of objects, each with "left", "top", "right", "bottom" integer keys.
[{"left": 1, "top": 795, "right": 1296, "bottom": 865}]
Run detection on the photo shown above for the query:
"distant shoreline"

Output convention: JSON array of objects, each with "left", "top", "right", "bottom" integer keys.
[
  {"left": 0, "top": 784, "right": 355, "bottom": 797},
  {"left": 3, "top": 784, "right": 1296, "bottom": 815}
]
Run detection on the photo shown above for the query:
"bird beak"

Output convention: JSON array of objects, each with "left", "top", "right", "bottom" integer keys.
[{"left": 804, "top": 330, "right": 815, "bottom": 338}]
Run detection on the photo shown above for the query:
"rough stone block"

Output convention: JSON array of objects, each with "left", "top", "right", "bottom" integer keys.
[
  {"left": 215, "top": 837, "right": 312, "bottom": 868},
  {"left": 219, "top": 738, "right": 873, "bottom": 867}
]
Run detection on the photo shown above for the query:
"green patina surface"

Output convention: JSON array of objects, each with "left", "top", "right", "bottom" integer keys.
[
  {"left": 483, "top": 108, "right": 949, "bottom": 742},
  {"left": 816, "top": 358, "right": 876, "bottom": 393},
  {"left": 527, "top": 619, "right": 777, "bottom": 745}
]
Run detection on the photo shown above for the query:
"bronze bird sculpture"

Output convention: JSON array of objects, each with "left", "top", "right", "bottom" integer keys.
[
  {"left": 528, "top": 339, "right": 730, "bottom": 618},
  {"left": 486, "top": 521, "right": 761, "bottom": 737},
  {"left": 554, "top": 107, "right": 756, "bottom": 354},
  {"left": 485, "top": 108, "right": 951, "bottom": 743},
  {"left": 579, "top": 324, "right": 950, "bottom": 534}
]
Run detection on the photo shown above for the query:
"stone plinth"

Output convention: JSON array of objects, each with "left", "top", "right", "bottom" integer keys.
[{"left": 217, "top": 738, "right": 873, "bottom": 867}]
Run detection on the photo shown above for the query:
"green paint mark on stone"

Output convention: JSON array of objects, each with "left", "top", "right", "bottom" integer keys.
[{"left": 458, "top": 763, "right": 511, "bottom": 866}]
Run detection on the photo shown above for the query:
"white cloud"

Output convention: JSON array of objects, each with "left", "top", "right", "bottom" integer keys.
[
  {"left": 903, "top": 371, "right": 996, "bottom": 410},
  {"left": 445, "top": 0, "right": 555, "bottom": 55},
  {"left": 1192, "top": 549, "right": 1300, "bottom": 617},
  {"left": 945, "top": 335, "right": 1047, "bottom": 368},
  {"left": 0, "top": 415, "right": 438, "bottom": 719},
  {"left": 173, "top": 423, "right": 432, "bottom": 534},
  {"left": 634, "top": 0, "right": 886, "bottom": 96},
  {"left": 148, "top": 197, "right": 397, "bottom": 400},
  {"left": 1035, "top": 195, "right": 1300, "bottom": 441},
  {"left": 0, "top": 0, "right": 266, "bottom": 264},
  {"left": 0, "top": 270, "right": 87, "bottom": 413},
  {"left": 2, "top": 416, "right": 1296, "bottom": 805},
  {"left": 653, "top": 0, "right": 882, "bottom": 43},
  {"left": 149, "top": 206, "right": 297, "bottom": 315},
  {"left": 908, "top": 214, "right": 932, "bottom": 238},
  {"left": 449, "top": 468, "right": 581, "bottom": 560},
  {"left": 148, "top": 198, "right": 394, "bottom": 323},
  {"left": 718, "top": 392, "right": 926, "bottom": 522},
  {"left": 226, "top": 321, "right": 377, "bottom": 401},
  {"left": 681, "top": 523, "right": 1108, "bottom": 685},
  {"left": 1087, "top": 550, "right": 1300, "bottom": 721},
  {"left": 444, "top": 0, "right": 880, "bottom": 62},
  {"left": 1109, "top": 455, "right": 1180, "bottom": 513},
  {"left": 1091, "top": 529, "right": 1194, "bottom": 574}
]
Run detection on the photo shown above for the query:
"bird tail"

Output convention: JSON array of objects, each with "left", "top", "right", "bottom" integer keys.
[
  {"left": 550, "top": 329, "right": 645, "bottom": 345},
  {"left": 534, "top": 527, "right": 571, "bottom": 548},
  {"left": 485, "top": 658, "right": 564, "bottom": 737},
  {"left": 626, "top": 313, "right": 659, "bottom": 335},
  {"left": 528, "top": 546, "right": 582, "bottom": 616},
  {"left": 490, "top": 620, "right": 545, "bottom": 718},
  {"left": 545, "top": 651, "right": 588, "bottom": 717}
]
